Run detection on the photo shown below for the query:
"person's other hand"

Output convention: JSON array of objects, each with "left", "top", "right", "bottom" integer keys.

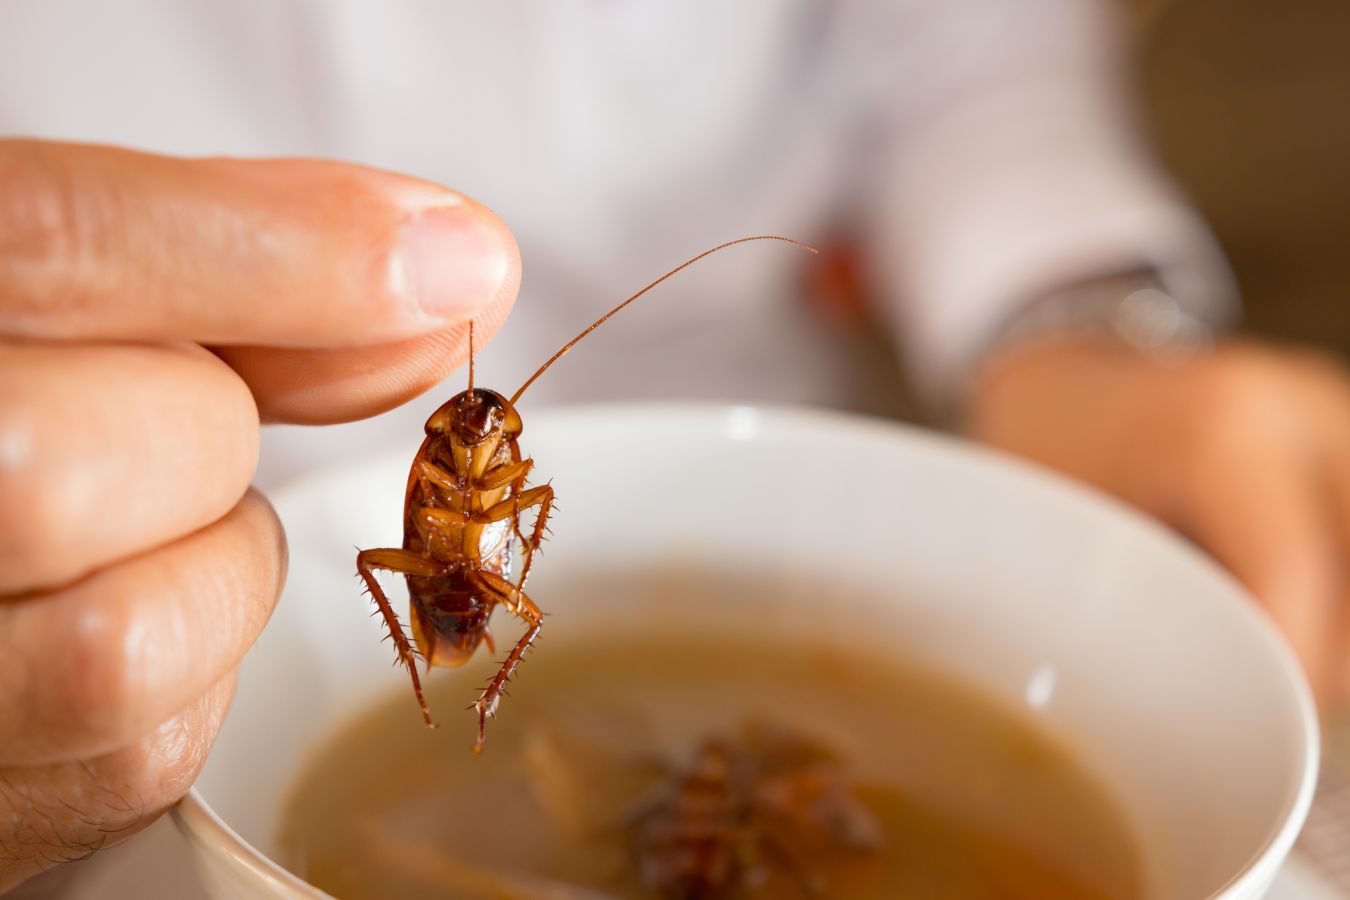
[
  {"left": 0, "top": 139, "right": 519, "bottom": 891},
  {"left": 967, "top": 338, "right": 1350, "bottom": 702}
]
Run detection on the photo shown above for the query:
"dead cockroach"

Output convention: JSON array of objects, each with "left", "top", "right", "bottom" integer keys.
[
  {"left": 626, "top": 724, "right": 883, "bottom": 898},
  {"left": 356, "top": 236, "right": 817, "bottom": 752}
]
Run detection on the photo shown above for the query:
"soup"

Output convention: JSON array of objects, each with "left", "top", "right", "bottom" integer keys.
[{"left": 278, "top": 632, "right": 1141, "bottom": 898}]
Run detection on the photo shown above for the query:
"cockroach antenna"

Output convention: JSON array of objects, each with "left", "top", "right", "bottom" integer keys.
[
  {"left": 509, "top": 235, "right": 817, "bottom": 404},
  {"left": 467, "top": 320, "right": 475, "bottom": 393}
]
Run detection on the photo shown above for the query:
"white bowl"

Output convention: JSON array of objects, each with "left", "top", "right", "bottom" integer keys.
[{"left": 173, "top": 405, "right": 1318, "bottom": 899}]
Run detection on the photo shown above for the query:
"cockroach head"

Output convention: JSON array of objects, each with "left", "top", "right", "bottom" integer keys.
[{"left": 425, "top": 388, "right": 522, "bottom": 446}]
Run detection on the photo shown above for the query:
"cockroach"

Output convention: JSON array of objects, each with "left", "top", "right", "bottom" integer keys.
[
  {"left": 626, "top": 726, "right": 883, "bottom": 898},
  {"left": 356, "top": 236, "right": 816, "bottom": 752}
]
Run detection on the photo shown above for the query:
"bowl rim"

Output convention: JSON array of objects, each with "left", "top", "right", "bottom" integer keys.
[
  {"left": 173, "top": 788, "right": 326, "bottom": 898},
  {"left": 174, "top": 402, "right": 1320, "bottom": 899}
]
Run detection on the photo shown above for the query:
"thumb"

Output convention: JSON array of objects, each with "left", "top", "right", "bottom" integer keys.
[{"left": 0, "top": 139, "right": 518, "bottom": 347}]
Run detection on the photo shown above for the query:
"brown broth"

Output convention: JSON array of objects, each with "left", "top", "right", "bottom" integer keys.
[{"left": 277, "top": 628, "right": 1141, "bottom": 899}]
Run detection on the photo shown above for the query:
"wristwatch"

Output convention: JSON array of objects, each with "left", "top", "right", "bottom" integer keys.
[
  {"left": 953, "top": 268, "right": 1222, "bottom": 420},
  {"left": 972, "top": 266, "right": 1217, "bottom": 374}
]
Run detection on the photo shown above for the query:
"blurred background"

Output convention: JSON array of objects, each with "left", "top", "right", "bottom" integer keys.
[
  {"left": 1138, "top": 2, "right": 1350, "bottom": 886},
  {"left": 1138, "top": 0, "right": 1350, "bottom": 357},
  {"left": 844, "top": 0, "right": 1350, "bottom": 423}
]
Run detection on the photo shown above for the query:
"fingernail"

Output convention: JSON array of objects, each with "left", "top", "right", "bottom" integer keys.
[{"left": 399, "top": 206, "right": 510, "bottom": 318}]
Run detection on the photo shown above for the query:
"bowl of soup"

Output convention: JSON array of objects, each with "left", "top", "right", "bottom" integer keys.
[{"left": 173, "top": 405, "right": 1318, "bottom": 899}]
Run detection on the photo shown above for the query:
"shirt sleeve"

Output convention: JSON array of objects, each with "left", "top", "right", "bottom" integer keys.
[{"left": 853, "top": 0, "right": 1237, "bottom": 409}]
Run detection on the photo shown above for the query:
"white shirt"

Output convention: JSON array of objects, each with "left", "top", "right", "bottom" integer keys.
[{"left": 0, "top": 0, "right": 1234, "bottom": 488}]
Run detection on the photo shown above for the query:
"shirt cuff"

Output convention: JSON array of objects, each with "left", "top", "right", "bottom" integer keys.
[{"left": 866, "top": 73, "right": 1238, "bottom": 412}]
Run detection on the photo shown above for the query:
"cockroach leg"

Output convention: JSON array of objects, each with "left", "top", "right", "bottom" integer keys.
[
  {"left": 357, "top": 548, "right": 445, "bottom": 578},
  {"left": 413, "top": 459, "right": 461, "bottom": 498},
  {"left": 472, "top": 569, "right": 544, "bottom": 620},
  {"left": 479, "top": 484, "right": 554, "bottom": 585},
  {"left": 472, "top": 616, "right": 542, "bottom": 753},
  {"left": 411, "top": 506, "right": 470, "bottom": 563},
  {"left": 513, "top": 483, "right": 554, "bottom": 589},
  {"left": 356, "top": 548, "right": 445, "bottom": 728},
  {"left": 480, "top": 484, "right": 551, "bottom": 524},
  {"left": 466, "top": 570, "right": 545, "bottom": 753},
  {"left": 475, "top": 457, "right": 532, "bottom": 491},
  {"left": 503, "top": 440, "right": 536, "bottom": 585}
]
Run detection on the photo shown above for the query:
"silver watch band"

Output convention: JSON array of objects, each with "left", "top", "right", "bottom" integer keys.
[
  {"left": 972, "top": 268, "right": 1216, "bottom": 374},
  {"left": 950, "top": 269, "right": 1220, "bottom": 421}
]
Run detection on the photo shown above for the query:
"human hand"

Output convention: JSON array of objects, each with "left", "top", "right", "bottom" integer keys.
[
  {"left": 0, "top": 139, "right": 519, "bottom": 890},
  {"left": 967, "top": 337, "right": 1350, "bottom": 703}
]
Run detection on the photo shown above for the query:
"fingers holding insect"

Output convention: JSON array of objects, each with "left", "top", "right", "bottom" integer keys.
[
  {"left": 0, "top": 140, "right": 518, "bottom": 347},
  {"left": 213, "top": 295, "right": 517, "bottom": 425},
  {"left": 0, "top": 138, "right": 522, "bottom": 425},
  {"left": 0, "top": 490, "right": 285, "bottom": 766},
  {"left": 0, "top": 340, "right": 259, "bottom": 594}
]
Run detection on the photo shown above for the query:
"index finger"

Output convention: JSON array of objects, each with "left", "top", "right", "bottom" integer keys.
[
  {"left": 0, "top": 140, "right": 519, "bottom": 347},
  {"left": 216, "top": 311, "right": 507, "bottom": 425}
]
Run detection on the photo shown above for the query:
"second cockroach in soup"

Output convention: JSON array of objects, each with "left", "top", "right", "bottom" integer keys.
[{"left": 356, "top": 236, "right": 816, "bottom": 752}]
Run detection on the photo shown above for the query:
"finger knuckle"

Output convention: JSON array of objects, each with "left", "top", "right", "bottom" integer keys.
[
  {"left": 55, "top": 601, "right": 140, "bottom": 744},
  {"left": 108, "top": 737, "right": 206, "bottom": 815},
  {"left": 1, "top": 594, "right": 142, "bottom": 763},
  {"left": 0, "top": 699, "right": 220, "bottom": 877},
  {"left": 140, "top": 719, "right": 216, "bottom": 805},
  {"left": 104, "top": 686, "right": 228, "bottom": 813}
]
